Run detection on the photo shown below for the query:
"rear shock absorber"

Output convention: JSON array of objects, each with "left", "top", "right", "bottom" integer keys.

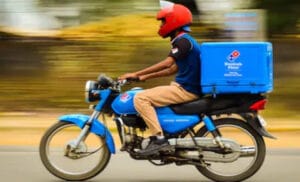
[{"left": 202, "top": 115, "right": 224, "bottom": 148}]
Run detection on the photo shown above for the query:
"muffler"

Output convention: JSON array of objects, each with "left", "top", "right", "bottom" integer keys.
[
  {"left": 169, "top": 137, "right": 242, "bottom": 162},
  {"left": 168, "top": 137, "right": 239, "bottom": 149},
  {"left": 240, "top": 146, "right": 256, "bottom": 157}
]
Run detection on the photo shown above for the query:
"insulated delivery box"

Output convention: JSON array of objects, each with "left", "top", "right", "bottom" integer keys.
[{"left": 200, "top": 42, "right": 273, "bottom": 94}]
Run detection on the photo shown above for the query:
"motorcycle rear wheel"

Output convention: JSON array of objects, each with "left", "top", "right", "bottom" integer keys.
[
  {"left": 39, "top": 121, "right": 111, "bottom": 181},
  {"left": 195, "top": 118, "right": 266, "bottom": 182}
]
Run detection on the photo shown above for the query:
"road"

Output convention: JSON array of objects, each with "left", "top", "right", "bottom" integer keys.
[{"left": 0, "top": 146, "right": 299, "bottom": 182}]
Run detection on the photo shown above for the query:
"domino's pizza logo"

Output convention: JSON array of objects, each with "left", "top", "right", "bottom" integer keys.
[
  {"left": 120, "top": 93, "right": 131, "bottom": 103},
  {"left": 224, "top": 50, "right": 243, "bottom": 77},
  {"left": 227, "top": 50, "right": 240, "bottom": 62}
]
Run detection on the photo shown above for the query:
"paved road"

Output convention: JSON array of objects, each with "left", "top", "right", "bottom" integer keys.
[{"left": 0, "top": 146, "right": 299, "bottom": 182}]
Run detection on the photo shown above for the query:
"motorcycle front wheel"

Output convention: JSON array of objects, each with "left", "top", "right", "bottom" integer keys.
[
  {"left": 39, "top": 121, "right": 111, "bottom": 181},
  {"left": 195, "top": 118, "right": 266, "bottom": 182}
]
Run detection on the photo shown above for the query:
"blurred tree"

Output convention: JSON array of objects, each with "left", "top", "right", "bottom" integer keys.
[
  {"left": 36, "top": 0, "right": 157, "bottom": 27},
  {"left": 168, "top": 0, "right": 200, "bottom": 16},
  {"left": 256, "top": 0, "right": 300, "bottom": 35}
]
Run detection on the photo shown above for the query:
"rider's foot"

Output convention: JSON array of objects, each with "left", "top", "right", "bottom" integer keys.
[{"left": 138, "top": 136, "right": 171, "bottom": 156}]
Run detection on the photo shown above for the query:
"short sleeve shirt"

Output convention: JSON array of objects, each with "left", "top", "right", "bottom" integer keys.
[
  {"left": 168, "top": 38, "right": 192, "bottom": 61},
  {"left": 167, "top": 33, "right": 202, "bottom": 95}
]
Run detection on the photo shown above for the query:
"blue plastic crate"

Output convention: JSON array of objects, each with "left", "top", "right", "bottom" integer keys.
[{"left": 200, "top": 42, "right": 273, "bottom": 94}]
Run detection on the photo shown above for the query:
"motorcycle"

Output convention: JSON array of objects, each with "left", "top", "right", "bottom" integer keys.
[{"left": 39, "top": 74, "right": 276, "bottom": 182}]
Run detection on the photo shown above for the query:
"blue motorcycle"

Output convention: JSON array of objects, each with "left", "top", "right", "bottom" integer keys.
[{"left": 39, "top": 74, "right": 276, "bottom": 182}]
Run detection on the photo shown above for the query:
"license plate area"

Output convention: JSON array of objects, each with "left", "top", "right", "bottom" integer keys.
[{"left": 257, "top": 115, "right": 267, "bottom": 127}]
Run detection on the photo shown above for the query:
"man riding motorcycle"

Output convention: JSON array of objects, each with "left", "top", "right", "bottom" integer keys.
[{"left": 119, "top": 3, "right": 202, "bottom": 155}]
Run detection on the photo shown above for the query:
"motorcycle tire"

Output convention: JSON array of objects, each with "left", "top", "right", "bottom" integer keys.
[
  {"left": 39, "top": 121, "right": 111, "bottom": 181},
  {"left": 195, "top": 117, "right": 266, "bottom": 182}
]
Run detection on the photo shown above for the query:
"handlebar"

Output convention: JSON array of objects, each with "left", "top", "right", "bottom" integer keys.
[
  {"left": 116, "top": 77, "right": 140, "bottom": 87},
  {"left": 97, "top": 73, "right": 141, "bottom": 90}
]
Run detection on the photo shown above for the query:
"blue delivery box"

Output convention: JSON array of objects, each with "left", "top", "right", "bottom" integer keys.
[{"left": 200, "top": 42, "right": 273, "bottom": 94}]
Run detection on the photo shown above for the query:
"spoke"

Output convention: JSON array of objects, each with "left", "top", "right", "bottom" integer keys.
[
  {"left": 75, "top": 144, "right": 106, "bottom": 159},
  {"left": 45, "top": 123, "right": 107, "bottom": 175},
  {"left": 203, "top": 124, "right": 257, "bottom": 176}
]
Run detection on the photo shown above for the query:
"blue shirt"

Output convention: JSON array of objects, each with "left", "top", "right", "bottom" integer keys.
[{"left": 169, "top": 33, "right": 202, "bottom": 95}]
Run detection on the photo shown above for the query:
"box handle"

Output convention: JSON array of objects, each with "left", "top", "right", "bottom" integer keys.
[{"left": 226, "top": 80, "right": 239, "bottom": 85}]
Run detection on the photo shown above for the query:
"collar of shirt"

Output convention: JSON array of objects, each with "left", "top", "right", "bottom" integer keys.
[{"left": 171, "top": 32, "right": 186, "bottom": 44}]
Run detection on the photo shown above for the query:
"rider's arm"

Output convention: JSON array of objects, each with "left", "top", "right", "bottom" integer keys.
[
  {"left": 137, "top": 37, "right": 192, "bottom": 78},
  {"left": 137, "top": 38, "right": 192, "bottom": 81},
  {"left": 119, "top": 38, "right": 191, "bottom": 81},
  {"left": 138, "top": 57, "right": 178, "bottom": 81},
  {"left": 119, "top": 57, "right": 176, "bottom": 81},
  {"left": 168, "top": 37, "right": 192, "bottom": 60}
]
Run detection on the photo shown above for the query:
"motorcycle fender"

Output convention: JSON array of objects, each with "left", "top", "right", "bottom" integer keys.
[
  {"left": 59, "top": 114, "right": 116, "bottom": 154},
  {"left": 246, "top": 115, "right": 277, "bottom": 139}
]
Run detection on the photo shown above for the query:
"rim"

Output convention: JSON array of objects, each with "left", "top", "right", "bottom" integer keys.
[
  {"left": 202, "top": 124, "right": 258, "bottom": 177},
  {"left": 45, "top": 123, "right": 107, "bottom": 176}
]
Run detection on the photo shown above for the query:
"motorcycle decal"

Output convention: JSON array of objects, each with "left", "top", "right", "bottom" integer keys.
[
  {"left": 156, "top": 107, "right": 200, "bottom": 134},
  {"left": 120, "top": 93, "right": 131, "bottom": 103},
  {"left": 112, "top": 90, "right": 141, "bottom": 115}
]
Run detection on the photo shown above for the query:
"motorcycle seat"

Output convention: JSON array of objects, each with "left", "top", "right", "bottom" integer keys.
[{"left": 170, "top": 94, "right": 265, "bottom": 115}]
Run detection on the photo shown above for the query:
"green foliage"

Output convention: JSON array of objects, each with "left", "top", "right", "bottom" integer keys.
[
  {"left": 256, "top": 0, "right": 300, "bottom": 35},
  {"left": 59, "top": 14, "right": 161, "bottom": 41}
]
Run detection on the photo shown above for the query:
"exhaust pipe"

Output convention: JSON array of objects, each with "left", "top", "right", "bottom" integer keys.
[{"left": 240, "top": 146, "right": 256, "bottom": 157}]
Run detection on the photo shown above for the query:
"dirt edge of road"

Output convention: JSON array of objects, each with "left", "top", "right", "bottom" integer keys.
[{"left": 0, "top": 112, "right": 299, "bottom": 148}]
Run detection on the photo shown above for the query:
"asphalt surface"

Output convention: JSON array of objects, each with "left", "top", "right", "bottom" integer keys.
[{"left": 0, "top": 146, "right": 299, "bottom": 182}]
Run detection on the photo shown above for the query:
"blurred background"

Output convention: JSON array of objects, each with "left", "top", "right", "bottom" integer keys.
[{"left": 0, "top": 0, "right": 299, "bottom": 122}]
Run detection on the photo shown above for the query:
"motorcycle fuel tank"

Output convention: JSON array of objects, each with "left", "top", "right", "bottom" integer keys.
[
  {"left": 112, "top": 88, "right": 200, "bottom": 134},
  {"left": 111, "top": 88, "right": 142, "bottom": 115}
]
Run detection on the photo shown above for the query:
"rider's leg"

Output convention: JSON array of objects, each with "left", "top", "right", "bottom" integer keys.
[{"left": 133, "top": 82, "right": 198, "bottom": 154}]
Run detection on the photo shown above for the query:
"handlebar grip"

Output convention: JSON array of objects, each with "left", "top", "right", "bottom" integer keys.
[
  {"left": 116, "top": 77, "right": 141, "bottom": 86},
  {"left": 126, "top": 77, "right": 140, "bottom": 82}
]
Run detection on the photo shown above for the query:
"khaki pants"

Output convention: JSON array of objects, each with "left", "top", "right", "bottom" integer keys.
[{"left": 133, "top": 82, "right": 199, "bottom": 135}]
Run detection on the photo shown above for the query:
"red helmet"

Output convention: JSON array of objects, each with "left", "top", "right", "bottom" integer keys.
[{"left": 156, "top": 4, "right": 192, "bottom": 38}]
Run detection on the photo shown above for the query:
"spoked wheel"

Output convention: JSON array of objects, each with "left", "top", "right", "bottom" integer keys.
[
  {"left": 39, "top": 122, "right": 111, "bottom": 181},
  {"left": 195, "top": 118, "right": 266, "bottom": 182}
]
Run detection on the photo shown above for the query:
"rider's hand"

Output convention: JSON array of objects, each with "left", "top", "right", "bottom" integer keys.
[
  {"left": 138, "top": 75, "right": 147, "bottom": 81},
  {"left": 118, "top": 73, "right": 139, "bottom": 81}
]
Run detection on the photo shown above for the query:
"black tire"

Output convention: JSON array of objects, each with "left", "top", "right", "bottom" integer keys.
[
  {"left": 39, "top": 122, "right": 111, "bottom": 181},
  {"left": 195, "top": 118, "right": 266, "bottom": 182}
]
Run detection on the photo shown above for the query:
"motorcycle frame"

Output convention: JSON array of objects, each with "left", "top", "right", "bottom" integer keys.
[{"left": 57, "top": 85, "right": 276, "bottom": 156}]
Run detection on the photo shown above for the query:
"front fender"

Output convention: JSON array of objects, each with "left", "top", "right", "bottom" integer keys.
[{"left": 59, "top": 114, "right": 115, "bottom": 154}]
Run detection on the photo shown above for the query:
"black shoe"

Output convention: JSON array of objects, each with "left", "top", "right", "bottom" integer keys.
[{"left": 138, "top": 136, "right": 171, "bottom": 156}]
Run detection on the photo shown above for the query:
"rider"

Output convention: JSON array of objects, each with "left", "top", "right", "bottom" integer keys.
[{"left": 119, "top": 3, "right": 202, "bottom": 155}]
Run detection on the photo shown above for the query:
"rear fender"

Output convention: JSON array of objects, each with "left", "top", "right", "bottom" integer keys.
[
  {"left": 59, "top": 114, "right": 115, "bottom": 153},
  {"left": 241, "top": 114, "right": 276, "bottom": 139}
]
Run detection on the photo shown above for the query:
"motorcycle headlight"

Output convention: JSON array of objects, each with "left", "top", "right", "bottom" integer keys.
[{"left": 85, "top": 81, "right": 100, "bottom": 102}]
